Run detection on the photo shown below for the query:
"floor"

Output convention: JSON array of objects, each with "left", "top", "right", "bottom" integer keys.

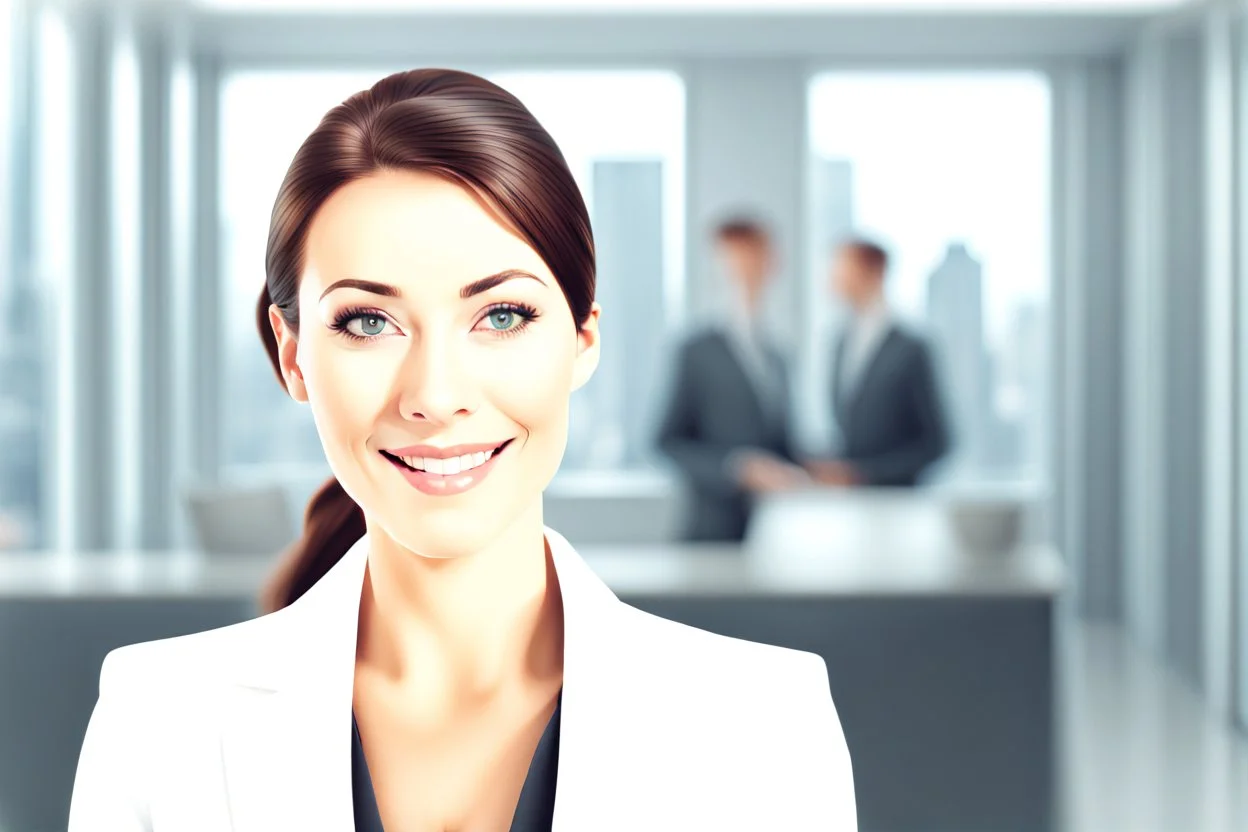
[{"left": 1059, "top": 621, "right": 1248, "bottom": 832}]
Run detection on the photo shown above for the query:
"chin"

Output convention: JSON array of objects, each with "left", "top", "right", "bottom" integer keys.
[
  {"left": 378, "top": 503, "right": 527, "bottom": 561},
  {"left": 386, "top": 522, "right": 495, "bottom": 561}
]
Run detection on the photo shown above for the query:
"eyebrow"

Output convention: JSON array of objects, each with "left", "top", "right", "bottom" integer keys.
[
  {"left": 318, "top": 270, "right": 546, "bottom": 302},
  {"left": 460, "top": 269, "right": 546, "bottom": 298}
]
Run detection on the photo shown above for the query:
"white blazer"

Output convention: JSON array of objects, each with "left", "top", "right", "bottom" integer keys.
[{"left": 68, "top": 527, "right": 857, "bottom": 831}]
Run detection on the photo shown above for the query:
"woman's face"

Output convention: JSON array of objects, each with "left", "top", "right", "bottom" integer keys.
[{"left": 270, "top": 169, "right": 599, "bottom": 559}]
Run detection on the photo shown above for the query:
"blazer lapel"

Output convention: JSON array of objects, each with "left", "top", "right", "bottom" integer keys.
[
  {"left": 219, "top": 688, "right": 355, "bottom": 831},
  {"left": 219, "top": 536, "right": 370, "bottom": 832},
  {"left": 713, "top": 330, "right": 773, "bottom": 430},
  {"left": 843, "top": 325, "right": 900, "bottom": 419},
  {"left": 217, "top": 528, "right": 629, "bottom": 832},
  {"left": 831, "top": 330, "right": 849, "bottom": 425},
  {"left": 541, "top": 528, "right": 630, "bottom": 832}
]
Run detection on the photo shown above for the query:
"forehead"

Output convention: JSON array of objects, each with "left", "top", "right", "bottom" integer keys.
[
  {"left": 302, "top": 168, "right": 550, "bottom": 289},
  {"left": 719, "top": 233, "right": 768, "bottom": 252},
  {"left": 836, "top": 247, "right": 866, "bottom": 268}
]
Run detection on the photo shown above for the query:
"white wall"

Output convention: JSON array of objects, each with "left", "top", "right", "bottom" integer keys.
[
  {"left": 1119, "top": 0, "right": 1245, "bottom": 718},
  {"left": 1051, "top": 56, "right": 1127, "bottom": 622},
  {"left": 684, "top": 59, "right": 807, "bottom": 347}
]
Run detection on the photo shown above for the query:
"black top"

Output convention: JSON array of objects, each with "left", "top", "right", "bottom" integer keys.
[{"left": 351, "top": 691, "right": 562, "bottom": 832}]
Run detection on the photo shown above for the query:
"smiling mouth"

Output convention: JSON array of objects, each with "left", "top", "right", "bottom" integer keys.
[{"left": 379, "top": 439, "right": 514, "bottom": 476}]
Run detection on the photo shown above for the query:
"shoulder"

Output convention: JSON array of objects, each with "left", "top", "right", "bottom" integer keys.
[
  {"left": 70, "top": 612, "right": 289, "bottom": 828},
  {"left": 95, "top": 609, "right": 287, "bottom": 700},
  {"left": 612, "top": 605, "right": 857, "bottom": 825},
  {"left": 888, "top": 324, "right": 935, "bottom": 360},
  {"left": 674, "top": 325, "right": 729, "bottom": 358},
  {"left": 616, "top": 607, "right": 845, "bottom": 744},
  {"left": 620, "top": 603, "right": 828, "bottom": 691}
]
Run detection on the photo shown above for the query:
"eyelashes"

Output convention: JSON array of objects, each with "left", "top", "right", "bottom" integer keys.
[
  {"left": 479, "top": 302, "right": 540, "bottom": 339},
  {"left": 328, "top": 302, "right": 541, "bottom": 343},
  {"left": 329, "top": 306, "right": 392, "bottom": 342}
]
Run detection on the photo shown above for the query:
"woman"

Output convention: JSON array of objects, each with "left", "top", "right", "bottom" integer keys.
[{"left": 67, "top": 68, "right": 856, "bottom": 831}]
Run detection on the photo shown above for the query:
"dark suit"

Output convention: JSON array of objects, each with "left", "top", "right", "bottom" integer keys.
[
  {"left": 832, "top": 325, "right": 951, "bottom": 486},
  {"left": 656, "top": 328, "right": 796, "bottom": 541}
]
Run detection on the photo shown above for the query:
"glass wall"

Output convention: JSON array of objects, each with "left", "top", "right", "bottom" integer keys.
[
  {"left": 0, "top": 0, "right": 26, "bottom": 549},
  {"left": 218, "top": 68, "right": 685, "bottom": 483},
  {"left": 1237, "top": 9, "right": 1248, "bottom": 735},
  {"left": 805, "top": 71, "right": 1052, "bottom": 489},
  {"left": 0, "top": 0, "right": 58, "bottom": 551}
]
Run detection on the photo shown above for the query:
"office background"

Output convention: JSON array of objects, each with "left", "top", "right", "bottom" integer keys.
[{"left": 1, "top": 0, "right": 1248, "bottom": 830}]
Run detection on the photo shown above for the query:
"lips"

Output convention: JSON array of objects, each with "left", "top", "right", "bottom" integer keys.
[
  {"left": 386, "top": 440, "right": 510, "bottom": 459},
  {"left": 381, "top": 438, "right": 514, "bottom": 497}
]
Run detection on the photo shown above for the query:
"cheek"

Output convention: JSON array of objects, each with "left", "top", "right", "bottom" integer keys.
[
  {"left": 480, "top": 331, "right": 576, "bottom": 435},
  {"left": 301, "top": 337, "right": 396, "bottom": 440}
]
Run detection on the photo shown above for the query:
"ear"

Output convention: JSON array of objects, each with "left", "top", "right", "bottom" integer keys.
[
  {"left": 570, "top": 303, "right": 601, "bottom": 393},
  {"left": 268, "top": 304, "right": 308, "bottom": 403}
]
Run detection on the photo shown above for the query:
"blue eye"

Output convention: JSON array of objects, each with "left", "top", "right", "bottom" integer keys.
[
  {"left": 330, "top": 307, "right": 394, "bottom": 342},
  {"left": 487, "top": 309, "right": 518, "bottom": 330},
  {"left": 480, "top": 303, "right": 539, "bottom": 337},
  {"left": 348, "top": 314, "right": 388, "bottom": 337}
]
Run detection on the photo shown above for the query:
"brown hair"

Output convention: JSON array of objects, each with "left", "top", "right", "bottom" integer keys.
[
  {"left": 713, "top": 214, "right": 770, "bottom": 245},
  {"left": 839, "top": 236, "right": 889, "bottom": 277},
  {"left": 257, "top": 69, "right": 596, "bottom": 613}
]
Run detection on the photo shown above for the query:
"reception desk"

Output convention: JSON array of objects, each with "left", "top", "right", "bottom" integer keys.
[{"left": 0, "top": 491, "right": 1061, "bottom": 832}]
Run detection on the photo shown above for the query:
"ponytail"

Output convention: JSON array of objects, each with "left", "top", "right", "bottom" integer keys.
[
  {"left": 255, "top": 287, "right": 365, "bottom": 614},
  {"left": 259, "top": 476, "right": 366, "bottom": 613}
]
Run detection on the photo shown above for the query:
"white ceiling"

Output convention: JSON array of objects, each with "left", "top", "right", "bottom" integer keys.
[{"left": 192, "top": 0, "right": 1201, "bottom": 14}]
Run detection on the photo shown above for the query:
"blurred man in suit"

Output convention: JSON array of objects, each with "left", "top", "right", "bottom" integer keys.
[
  {"left": 656, "top": 217, "right": 807, "bottom": 541},
  {"left": 812, "top": 238, "right": 951, "bottom": 487}
]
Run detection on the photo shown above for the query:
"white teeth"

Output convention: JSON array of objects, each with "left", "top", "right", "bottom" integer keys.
[{"left": 394, "top": 448, "right": 498, "bottom": 475}]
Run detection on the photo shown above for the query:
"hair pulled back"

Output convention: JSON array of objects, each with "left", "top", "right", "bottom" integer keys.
[{"left": 257, "top": 69, "right": 595, "bottom": 613}]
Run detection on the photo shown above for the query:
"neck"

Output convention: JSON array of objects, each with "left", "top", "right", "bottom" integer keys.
[
  {"left": 855, "top": 290, "right": 884, "bottom": 316},
  {"left": 733, "top": 285, "right": 762, "bottom": 321},
  {"left": 355, "top": 503, "right": 564, "bottom": 713}
]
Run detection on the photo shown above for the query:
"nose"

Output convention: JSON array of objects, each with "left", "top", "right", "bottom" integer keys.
[{"left": 397, "top": 332, "right": 478, "bottom": 427}]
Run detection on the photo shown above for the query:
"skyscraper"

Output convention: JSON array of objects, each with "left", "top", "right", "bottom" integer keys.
[
  {"left": 1010, "top": 300, "right": 1049, "bottom": 480},
  {"left": 0, "top": 276, "right": 44, "bottom": 547},
  {"left": 803, "top": 156, "right": 857, "bottom": 453},
  {"left": 925, "top": 241, "right": 992, "bottom": 479}
]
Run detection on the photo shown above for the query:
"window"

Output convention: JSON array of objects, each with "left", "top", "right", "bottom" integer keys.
[
  {"left": 0, "top": 0, "right": 28, "bottom": 549},
  {"left": 1237, "top": 10, "right": 1248, "bottom": 734},
  {"left": 804, "top": 71, "right": 1052, "bottom": 487},
  {"left": 0, "top": 0, "right": 58, "bottom": 551},
  {"left": 219, "top": 68, "right": 684, "bottom": 481}
]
